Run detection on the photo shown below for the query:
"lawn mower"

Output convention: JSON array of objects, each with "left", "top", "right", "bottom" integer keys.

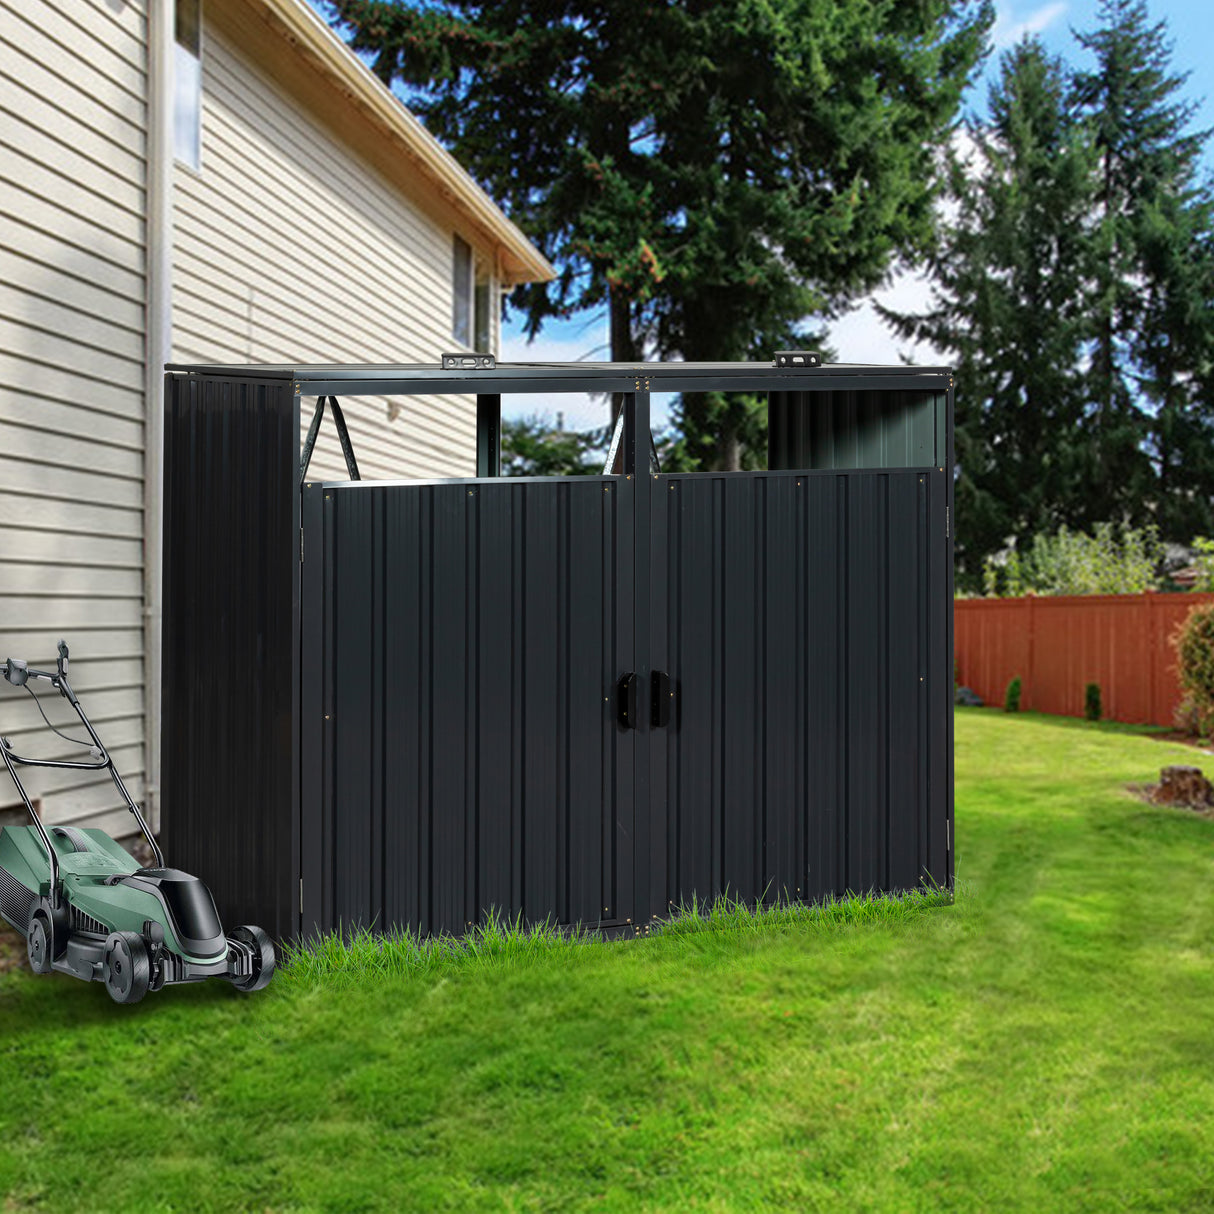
[{"left": 0, "top": 641, "right": 274, "bottom": 1003}]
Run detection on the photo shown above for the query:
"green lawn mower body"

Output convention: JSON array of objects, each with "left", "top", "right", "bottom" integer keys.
[{"left": 0, "top": 642, "right": 274, "bottom": 1003}]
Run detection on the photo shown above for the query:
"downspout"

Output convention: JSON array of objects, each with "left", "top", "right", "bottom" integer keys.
[{"left": 144, "top": 0, "right": 174, "bottom": 835}]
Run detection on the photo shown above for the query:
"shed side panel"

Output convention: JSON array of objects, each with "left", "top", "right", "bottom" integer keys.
[{"left": 161, "top": 374, "right": 299, "bottom": 939}]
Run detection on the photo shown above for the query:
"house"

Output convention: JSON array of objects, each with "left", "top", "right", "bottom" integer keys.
[{"left": 0, "top": 0, "right": 553, "bottom": 842}]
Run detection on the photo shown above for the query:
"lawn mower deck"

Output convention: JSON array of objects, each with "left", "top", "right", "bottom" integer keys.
[{"left": 0, "top": 642, "right": 274, "bottom": 1003}]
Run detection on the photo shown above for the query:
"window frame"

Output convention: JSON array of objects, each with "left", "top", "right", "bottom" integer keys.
[
  {"left": 174, "top": 0, "right": 204, "bottom": 172},
  {"left": 452, "top": 234, "right": 472, "bottom": 347},
  {"left": 453, "top": 235, "right": 495, "bottom": 352}
]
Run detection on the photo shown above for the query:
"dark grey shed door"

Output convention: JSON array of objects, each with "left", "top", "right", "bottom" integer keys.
[
  {"left": 301, "top": 464, "right": 951, "bottom": 939},
  {"left": 300, "top": 476, "right": 636, "bottom": 938},
  {"left": 643, "top": 468, "right": 950, "bottom": 921}
]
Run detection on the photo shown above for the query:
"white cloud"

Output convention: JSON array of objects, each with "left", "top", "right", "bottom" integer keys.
[
  {"left": 500, "top": 325, "right": 609, "bottom": 365},
  {"left": 499, "top": 323, "right": 612, "bottom": 430},
  {"left": 827, "top": 269, "right": 947, "bottom": 369},
  {"left": 991, "top": 1, "right": 1068, "bottom": 50},
  {"left": 500, "top": 317, "right": 683, "bottom": 430}
]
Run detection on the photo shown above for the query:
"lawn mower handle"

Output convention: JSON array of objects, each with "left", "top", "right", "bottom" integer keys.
[
  {"left": 0, "top": 736, "right": 62, "bottom": 910},
  {"left": 1, "top": 643, "right": 165, "bottom": 874},
  {"left": 3, "top": 640, "right": 71, "bottom": 689},
  {"left": 3, "top": 659, "right": 56, "bottom": 687}
]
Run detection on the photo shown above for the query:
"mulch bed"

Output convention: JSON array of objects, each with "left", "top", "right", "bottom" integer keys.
[{"left": 1149, "top": 730, "right": 1214, "bottom": 755}]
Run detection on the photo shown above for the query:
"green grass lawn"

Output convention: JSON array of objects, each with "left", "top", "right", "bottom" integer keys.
[{"left": 3, "top": 710, "right": 1214, "bottom": 1212}]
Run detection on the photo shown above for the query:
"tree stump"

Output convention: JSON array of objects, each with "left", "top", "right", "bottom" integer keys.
[{"left": 1151, "top": 766, "right": 1214, "bottom": 808}]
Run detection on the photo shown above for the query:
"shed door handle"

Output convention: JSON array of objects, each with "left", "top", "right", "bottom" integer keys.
[
  {"left": 617, "top": 673, "right": 638, "bottom": 729},
  {"left": 651, "top": 671, "right": 671, "bottom": 728}
]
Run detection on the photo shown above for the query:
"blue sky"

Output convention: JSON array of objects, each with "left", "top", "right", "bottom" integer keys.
[{"left": 491, "top": 0, "right": 1214, "bottom": 427}]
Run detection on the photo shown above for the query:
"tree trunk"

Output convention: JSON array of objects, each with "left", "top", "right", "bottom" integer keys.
[{"left": 720, "top": 417, "right": 741, "bottom": 472}]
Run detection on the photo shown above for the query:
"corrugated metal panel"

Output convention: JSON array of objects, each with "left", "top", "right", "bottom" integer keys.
[
  {"left": 0, "top": 0, "right": 147, "bottom": 833},
  {"left": 955, "top": 593, "right": 1214, "bottom": 726},
  {"left": 172, "top": 17, "right": 492, "bottom": 486},
  {"left": 304, "top": 468, "right": 952, "bottom": 940},
  {"left": 302, "top": 477, "right": 632, "bottom": 938},
  {"left": 769, "top": 389, "right": 943, "bottom": 470},
  {"left": 160, "top": 374, "right": 300, "bottom": 940},
  {"left": 648, "top": 469, "right": 950, "bottom": 914}
]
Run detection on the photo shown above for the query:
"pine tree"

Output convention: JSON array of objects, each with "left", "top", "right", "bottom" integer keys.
[
  {"left": 1136, "top": 180, "right": 1214, "bottom": 537},
  {"left": 500, "top": 415, "right": 606, "bottom": 477},
  {"left": 329, "top": 0, "right": 992, "bottom": 467},
  {"left": 1071, "top": 0, "right": 1214, "bottom": 536},
  {"left": 882, "top": 38, "right": 1097, "bottom": 584}
]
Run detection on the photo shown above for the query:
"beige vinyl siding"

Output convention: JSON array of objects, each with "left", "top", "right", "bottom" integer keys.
[
  {"left": 172, "top": 20, "right": 486, "bottom": 483},
  {"left": 0, "top": 0, "right": 148, "bottom": 841}
]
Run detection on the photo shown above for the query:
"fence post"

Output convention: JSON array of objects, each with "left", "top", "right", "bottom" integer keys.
[
  {"left": 1147, "top": 593, "right": 1156, "bottom": 727},
  {"left": 1025, "top": 595, "right": 1036, "bottom": 712}
]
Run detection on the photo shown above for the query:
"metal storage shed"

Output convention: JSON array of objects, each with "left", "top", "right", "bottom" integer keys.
[{"left": 161, "top": 359, "right": 954, "bottom": 942}]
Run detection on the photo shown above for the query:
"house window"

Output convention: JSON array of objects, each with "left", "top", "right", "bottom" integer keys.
[
  {"left": 474, "top": 260, "right": 491, "bottom": 351},
  {"left": 453, "top": 234, "right": 472, "bottom": 346},
  {"left": 453, "top": 235, "right": 493, "bottom": 350},
  {"left": 175, "top": 0, "right": 203, "bottom": 170}
]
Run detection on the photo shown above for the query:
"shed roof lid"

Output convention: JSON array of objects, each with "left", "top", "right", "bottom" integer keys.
[{"left": 165, "top": 360, "right": 953, "bottom": 393}]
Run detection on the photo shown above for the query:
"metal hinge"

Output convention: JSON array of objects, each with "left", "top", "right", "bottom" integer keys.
[
  {"left": 945, "top": 507, "right": 950, "bottom": 538},
  {"left": 773, "top": 350, "right": 823, "bottom": 368},
  {"left": 300, "top": 526, "right": 304, "bottom": 563},
  {"left": 441, "top": 352, "right": 495, "bottom": 370},
  {"left": 299, "top": 878, "right": 304, "bottom": 914},
  {"left": 947, "top": 821, "right": 951, "bottom": 852}
]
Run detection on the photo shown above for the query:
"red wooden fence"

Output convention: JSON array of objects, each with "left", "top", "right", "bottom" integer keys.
[{"left": 954, "top": 593, "right": 1214, "bottom": 726}]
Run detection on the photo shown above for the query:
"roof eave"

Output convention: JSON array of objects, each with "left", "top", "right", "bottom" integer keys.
[{"left": 250, "top": 0, "right": 555, "bottom": 286}]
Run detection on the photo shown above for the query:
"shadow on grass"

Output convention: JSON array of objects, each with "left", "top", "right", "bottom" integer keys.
[
  {"left": 0, "top": 891, "right": 958, "bottom": 1021},
  {"left": 0, "top": 960, "right": 256, "bottom": 1032}
]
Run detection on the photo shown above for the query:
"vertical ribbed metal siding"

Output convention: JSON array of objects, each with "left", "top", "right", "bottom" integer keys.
[
  {"left": 161, "top": 373, "right": 300, "bottom": 940},
  {"left": 647, "top": 468, "right": 949, "bottom": 919},
  {"left": 304, "top": 465, "right": 951, "bottom": 940},
  {"left": 302, "top": 477, "right": 633, "bottom": 939},
  {"left": 769, "top": 389, "right": 943, "bottom": 470}
]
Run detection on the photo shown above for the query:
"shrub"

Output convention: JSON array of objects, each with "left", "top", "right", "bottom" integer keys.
[
  {"left": 1084, "top": 682, "right": 1102, "bottom": 722},
  {"left": 1192, "top": 537, "right": 1214, "bottom": 593},
  {"left": 1172, "top": 604, "right": 1214, "bottom": 737},
  {"left": 982, "top": 522, "right": 1160, "bottom": 597},
  {"left": 1174, "top": 693, "right": 1203, "bottom": 737},
  {"left": 1004, "top": 676, "right": 1022, "bottom": 713}
]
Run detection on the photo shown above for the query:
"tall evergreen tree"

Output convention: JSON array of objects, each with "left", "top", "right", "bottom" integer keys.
[
  {"left": 882, "top": 38, "right": 1097, "bottom": 584},
  {"left": 1070, "top": 0, "right": 1214, "bottom": 533},
  {"left": 1136, "top": 176, "right": 1214, "bottom": 537},
  {"left": 329, "top": 0, "right": 991, "bottom": 467}
]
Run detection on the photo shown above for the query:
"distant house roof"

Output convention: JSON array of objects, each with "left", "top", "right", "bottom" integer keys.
[{"left": 239, "top": 0, "right": 555, "bottom": 287}]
